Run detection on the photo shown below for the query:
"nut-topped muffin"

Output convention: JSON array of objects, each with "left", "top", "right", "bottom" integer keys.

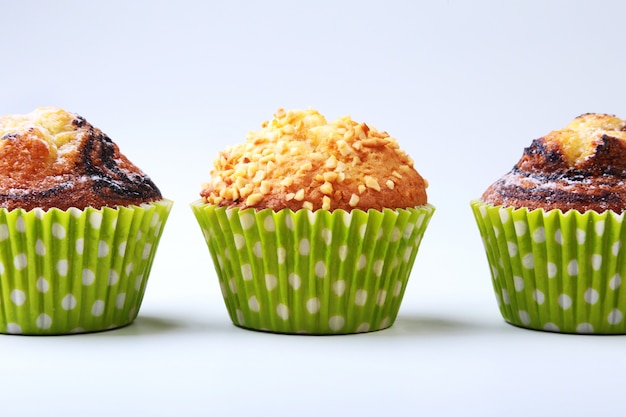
[
  {"left": 473, "top": 113, "right": 626, "bottom": 334},
  {"left": 0, "top": 107, "right": 162, "bottom": 211},
  {"left": 193, "top": 108, "right": 434, "bottom": 335},
  {"left": 201, "top": 108, "right": 427, "bottom": 211},
  {"left": 482, "top": 113, "right": 626, "bottom": 213}
]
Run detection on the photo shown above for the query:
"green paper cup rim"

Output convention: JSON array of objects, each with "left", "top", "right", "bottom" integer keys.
[
  {"left": 471, "top": 199, "right": 624, "bottom": 219},
  {"left": 0, "top": 198, "right": 174, "bottom": 215},
  {"left": 191, "top": 198, "right": 434, "bottom": 214}
]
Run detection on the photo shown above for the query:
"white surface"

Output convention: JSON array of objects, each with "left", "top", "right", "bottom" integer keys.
[{"left": 2, "top": 1, "right": 626, "bottom": 416}]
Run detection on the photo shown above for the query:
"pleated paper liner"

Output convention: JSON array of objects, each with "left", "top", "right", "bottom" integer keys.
[
  {"left": 192, "top": 201, "right": 434, "bottom": 334},
  {"left": 471, "top": 199, "right": 626, "bottom": 334},
  {"left": 0, "top": 199, "right": 173, "bottom": 335}
]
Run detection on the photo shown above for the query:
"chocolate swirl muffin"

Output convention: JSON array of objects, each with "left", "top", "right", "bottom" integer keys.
[
  {"left": 201, "top": 108, "right": 428, "bottom": 212},
  {"left": 482, "top": 113, "right": 626, "bottom": 213},
  {"left": 0, "top": 107, "right": 162, "bottom": 211}
]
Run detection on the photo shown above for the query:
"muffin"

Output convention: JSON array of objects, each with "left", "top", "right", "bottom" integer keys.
[
  {"left": 192, "top": 108, "right": 434, "bottom": 334},
  {"left": 472, "top": 113, "right": 626, "bottom": 334},
  {"left": 0, "top": 107, "right": 172, "bottom": 335}
]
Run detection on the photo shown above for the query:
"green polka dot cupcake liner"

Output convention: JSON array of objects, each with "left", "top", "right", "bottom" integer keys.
[
  {"left": 471, "top": 199, "right": 626, "bottom": 334},
  {"left": 0, "top": 199, "right": 173, "bottom": 335},
  {"left": 192, "top": 201, "right": 434, "bottom": 335}
]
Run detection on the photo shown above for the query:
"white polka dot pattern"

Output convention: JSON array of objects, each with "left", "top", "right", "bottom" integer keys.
[
  {"left": 0, "top": 199, "right": 172, "bottom": 335},
  {"left": 62, "top": 294, "right": 77, "bottom": 310},
  {"left": 193, "top": 204, "right": 435, "bottom": 334},
  {"left": 0, "top": 225, "right": 8, "bottom": 241},
  {"left": 52, "top": 223, "right": 66, "bottom": 239},
  {"left": 36, "top": 314, "right": 52, "bottom": 330},
  {"left": 306, "top": 297, "right": 320, "bottom": 314},
  {"left": 472, "top": 200, "right": 626, "bottom": 334}
]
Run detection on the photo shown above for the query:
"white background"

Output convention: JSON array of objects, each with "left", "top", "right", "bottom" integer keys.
[{"left": 2, "top": 1, "right": 626, "bottom": 416}]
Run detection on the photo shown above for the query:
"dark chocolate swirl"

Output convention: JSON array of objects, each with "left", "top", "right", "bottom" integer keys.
[
  {"left": 0, "top": 108, "right": 162, "bottom": 211},
  {"left": 482, "top": 114, "right": 626, "bottom": 213}
]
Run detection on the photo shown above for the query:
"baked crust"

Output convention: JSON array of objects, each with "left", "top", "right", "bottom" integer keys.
[
  {"left": 200, "top": 108, "right": 428, "bottom": 212},
  {"left": 482, "top": 113, "right": 626, "bottom": 213},
  {"left": 0, "top": 107, "right": 162, "bottom": 211}
]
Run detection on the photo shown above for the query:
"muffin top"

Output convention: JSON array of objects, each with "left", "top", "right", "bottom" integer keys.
[
  {"left": 482, "top": 113, "right": 626, "bottom": 213},
  {"left": 200, "top": 108, "right": 428, "bottom": 212},
  {"left": 0, "top": 107, "right": 162, "bottom": 211}
]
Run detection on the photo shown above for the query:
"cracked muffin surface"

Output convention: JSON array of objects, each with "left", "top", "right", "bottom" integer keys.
[
  {"left": 0, "top": 107, "right": 162, "bottom": 211},
  {"left": 482, "top": 113, "right": 626, "bottom": 213}
]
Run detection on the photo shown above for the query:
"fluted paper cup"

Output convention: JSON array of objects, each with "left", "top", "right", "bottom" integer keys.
[
  {"left": 0, "top": 199, "right": 173, "bottom": 335},
  {"left": 472, "top": 199, "right": 626, "bottom": 334},
  {"left": 192, "top": 201, "right": 434, "bottom": 334}
]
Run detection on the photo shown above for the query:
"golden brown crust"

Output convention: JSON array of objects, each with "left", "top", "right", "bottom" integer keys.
[
  {"left": 482, "top": 113, "right": 626, "bottom": 213},
  {"left": 0, "top": 107, "right": 162, "bottom": 211},
  {"left": 200, "top": 108, "right": 427, "bottom": 212}
]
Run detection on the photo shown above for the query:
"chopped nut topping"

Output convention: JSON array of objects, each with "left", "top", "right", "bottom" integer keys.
[
  {"left": 320, "top": 181, "right": 333, "bottom": 195},
  {"left": 310, "top": 152, "right": 324, "bottom": 162},
  {"left": 349, "top": 193, "right": 360, "bottom": 207},
  {"left": 259, "top": 154, "right": 275, "bottom": 163},
  {"left": 354, "top": 124, "right": 367, "bottom": 141},
  {"left": 260, "top": 180, "right": 271, "bottom": 194},
  {"left": 365, "top": 176, "right": 381, "bottom": 192},
  {"left": 322, "top": 196, "right": 331, "bottom": 210},
  {"left": 240, "top": 184, "right": 253, "bottom": 198},
  {"left": 323, "top": 172, "right": 338, "bottom": 182},
  {"left": 253, "top": 170, "right": 266, "bottom": 183},
  {"left": 230, "top": 188, "right": 239, "bottom": 201},
  {"left": 362, "top": 138, "right": 389, "bottom": 148},
  {"left": 246, "top": 193, "right": 264, "bottom": 206},
  {"left": 247, "top": 164, "right": 259, "bottom": 178},
  {"left": 337, "top": 140, "right": 351, "bottom": 156},
  {"left": 201, "top": 108, "right": 424, "bottom": 210}
]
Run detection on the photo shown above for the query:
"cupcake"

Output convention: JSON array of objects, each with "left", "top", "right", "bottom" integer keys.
[
  {"left": 0, "top": 107, "right": 172, "bottom": 335},
  {"left": 472, "top": 113, "right": 626, "bottom": 334},
  {"left": 192, "top": 108, "right": 434, "bottom": 334}
]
